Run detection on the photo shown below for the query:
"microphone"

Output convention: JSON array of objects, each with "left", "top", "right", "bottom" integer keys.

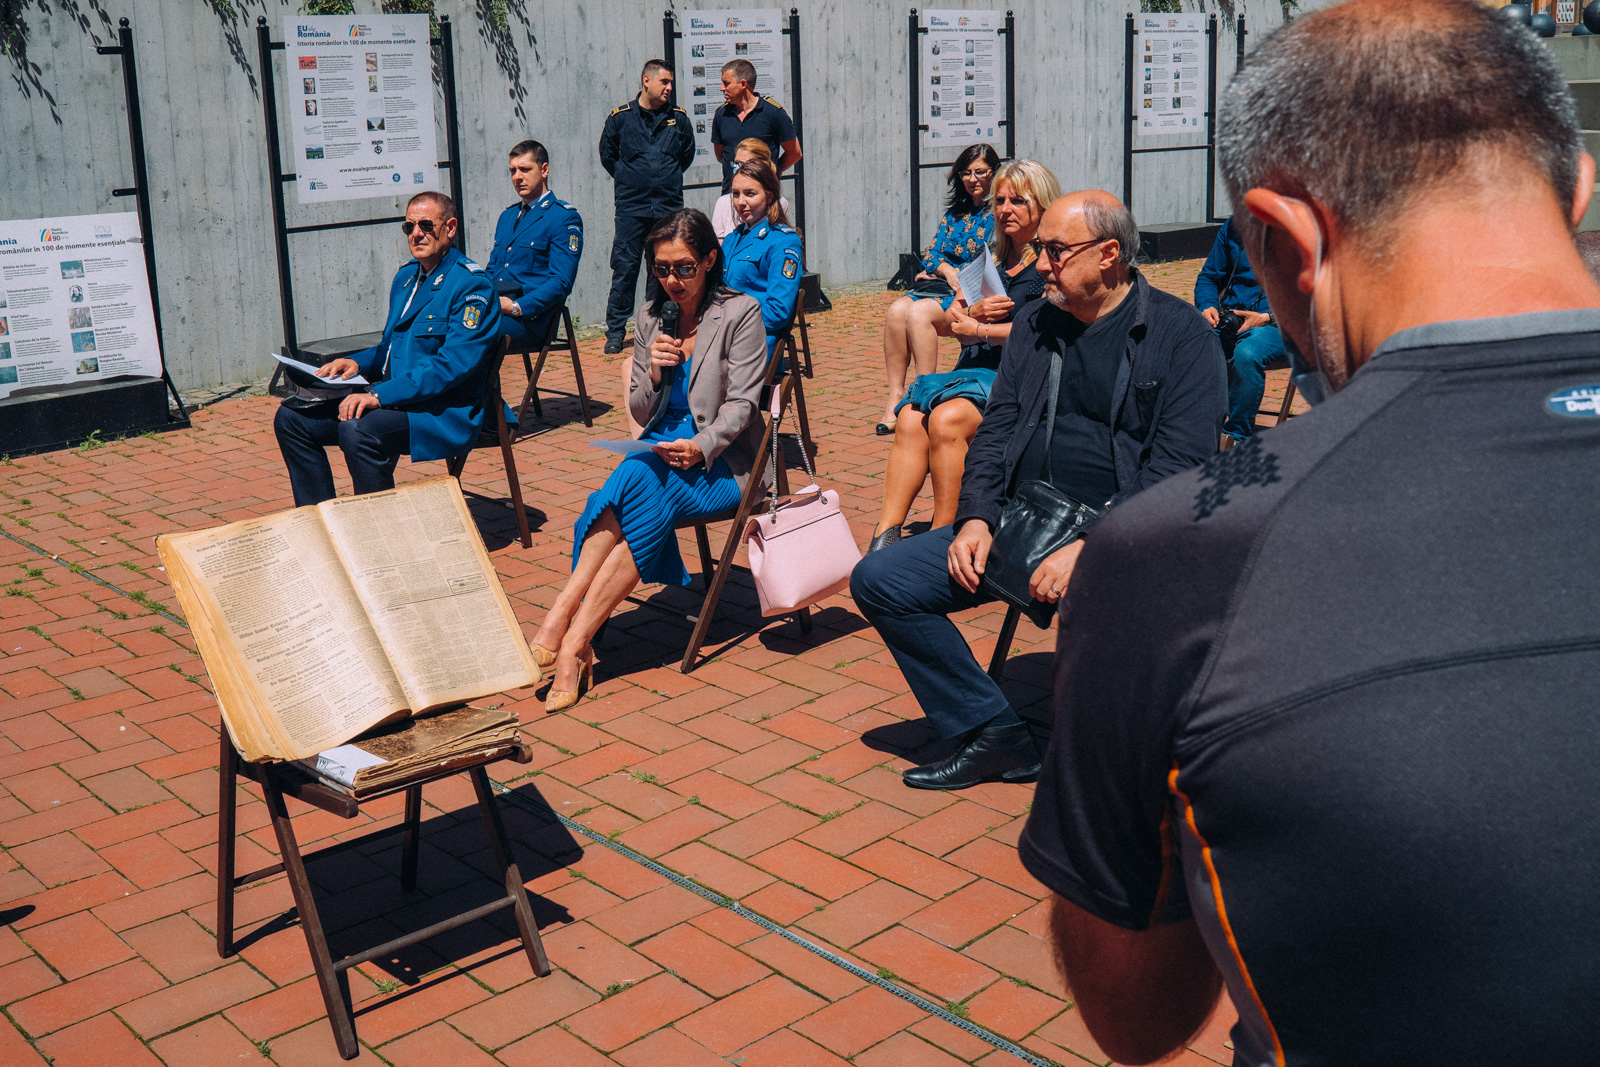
[{"left": 659, "top": 300, "right": 682, "bottom": 389}]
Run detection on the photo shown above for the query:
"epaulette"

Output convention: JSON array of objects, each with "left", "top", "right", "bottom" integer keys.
[
  {"left": 459, "top": 257, "right": 486, "bottom": 273},
  {"left": 555, "top": 199, "right": 577, "bottom": 212},
  {"left": 609, "top": 103, "right": 629, "bottom": 116},
  {"left": 773, "top": 224, "right": 797, "bottom": 234},
  {"left": 764, "top": 96, "right": 784, "bottom": 109},
  {"left": 671, "top": 105, "right": 689, "bottom": 115}
]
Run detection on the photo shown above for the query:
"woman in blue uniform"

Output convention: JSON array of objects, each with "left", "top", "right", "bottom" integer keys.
[
  {"left": 531, "top": 209, "right": 768, "bottom": 711},
  {"left": 877, "top": 143, "right": 1000, "bottom": 432},
  {"left": 720, "top": 159, "right": 803, "bottom": 361}
]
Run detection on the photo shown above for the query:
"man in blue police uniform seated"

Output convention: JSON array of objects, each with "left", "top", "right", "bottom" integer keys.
[
  {"left": 1194, "top": 214, "right": 1287, "bottom": 444},
  {"left": 599, "top": 59, "right": 697, "bottom": 354},
  {"left": 710, "top": 58, "right": 801, "bottom": 193},
  {"left": 273, "top": 191, "right": 502, "bottom": 507},
  {"left": 487, "top": 139, "right": 583, "bottom": 349}
]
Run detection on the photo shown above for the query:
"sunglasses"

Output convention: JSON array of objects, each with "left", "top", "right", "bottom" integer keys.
[
  {"left": 400, "top": 219, "right": 441, "bottom": 236},
  {"left": 650, "top": 261, "right": 701, "bottom": 279},
  {"left": 1028, "top": 237, "right": 1106, "bottom": 265}
]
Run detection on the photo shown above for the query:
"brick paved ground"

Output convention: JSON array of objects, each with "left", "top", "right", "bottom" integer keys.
[{"left": 0, "top": 260, "right": 1298, "bottom": 1065}]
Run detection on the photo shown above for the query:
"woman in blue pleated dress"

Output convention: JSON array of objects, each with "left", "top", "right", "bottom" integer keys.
[
  {"left": 877, "top": 143, "right": 1000, "bottom": 430},
  {"left": 532, "top": 209, "right": 769, "bottom": 710}
]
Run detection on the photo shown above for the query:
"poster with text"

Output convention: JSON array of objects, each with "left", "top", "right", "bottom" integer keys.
[
  {"left": 1137, "top": 13, "right": 1206, "bottom": 137},
  {"left": 677, "top": 9, "right": 784, "bottom": 173},
  {"left": 0, "top": 212, "right": 163, "bottom": 400},
  {"left": 921, "top": 9, "right": 1005, "bottom": 154},
  {"left": 284, "top": 14, "right": 439, "bottom": 203}
]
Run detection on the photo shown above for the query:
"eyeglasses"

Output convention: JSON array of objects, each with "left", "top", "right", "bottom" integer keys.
[
  {"left": 1029, "top": 237, "right": 1106, "bottom": 265},
  {"left": 961, "top": 168, "right": 993, "bottom": 181},
  {"left": 400, "top": 219, "right": 439, "bottom": 236},
  {"left": 650, "top": 261, "right": 701, "bottom": 279}
]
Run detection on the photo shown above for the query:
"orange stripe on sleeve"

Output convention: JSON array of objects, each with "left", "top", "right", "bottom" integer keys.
[{"left": 1167, "top": 766, "right": 1286, "bottom": 1067}]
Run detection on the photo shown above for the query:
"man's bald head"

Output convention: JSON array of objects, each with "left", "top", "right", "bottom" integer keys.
[
  {"left": 1220, "top": 0, "right": 1581, "bottom": 239},
  {"left": 1043, "top": 190, "right": 1140, "bottom": 267}
]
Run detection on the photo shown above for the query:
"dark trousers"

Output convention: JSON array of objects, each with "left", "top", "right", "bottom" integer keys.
[
  {"left": 606, "top": 214, "right": 665, "bottom": 341},
  {"left": 849, "top": 525, "right": 1015, "bottom": 738},
  {"left": 273, "top": 403, "right": 411, "bottom": 507}
]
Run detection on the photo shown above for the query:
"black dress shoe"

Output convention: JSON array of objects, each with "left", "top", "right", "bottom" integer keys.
[
  {"left": 604, "top": 337, "right": 625, "bottom": 355},
  {"left": 903, "top": 719, "right": 1040, "bottom": 790},
  {"left": 875, "top": 422, "right": 895, "bottom": 436},
  {"left": 866, "top": 526, "right": 902, "bottom": 554}
]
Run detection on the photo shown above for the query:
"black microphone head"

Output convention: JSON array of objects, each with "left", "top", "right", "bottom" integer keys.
[{"left": 661, "top": 300, "right": 681, "bottom": 337}]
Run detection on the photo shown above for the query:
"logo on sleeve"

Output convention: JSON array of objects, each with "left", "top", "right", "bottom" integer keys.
[
  {"left": 1192, "top": 437, "right": 1281, "bottom": 521},
  {"left": 569, "top": 233, "right": 580, "bottom": 252},
  {"left": 782, "top": 257, "right": 798, "bottom": 279},
  {"left": 462, "top": 304, "right": 482, "bottom": 329},
  {"left": 1546, "top": 385, "right": 1600, "bottom": 417}
]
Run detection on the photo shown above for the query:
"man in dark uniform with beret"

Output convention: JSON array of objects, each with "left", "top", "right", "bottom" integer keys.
[
  {"left": 710, "top": 58, "right": 802, "bottom": 192},
  {"left": 486, "top": 139, "right": 583, "bottom": 353},
  {"left": 274, "top": 191, "right": 501, "bottom": 506},
  {"left": 599, "top": 59, "right": 696, "bottom": 354}
]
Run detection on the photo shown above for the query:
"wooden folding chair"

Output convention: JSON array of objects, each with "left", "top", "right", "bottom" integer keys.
[
  {"left": 771, "top": 302, "right": 816, "bottom": 461},
  {"left": 446, "top": 340, "right": 531, "bottom": 549},
  {"left": 214, "top": 731, "right": 550, "bottom": 1060},
  {"left": 679, "top": 371, "right": 812, "bottom": 672},
  {"left": 1261, "top": 363, "right": 1298, "bottom": 426},
  {"left": 511, "top": 306, "right": 593, "bottom": 428},
  {"left": 986, "top": 603, "right": 1027, "bottom": 681}
]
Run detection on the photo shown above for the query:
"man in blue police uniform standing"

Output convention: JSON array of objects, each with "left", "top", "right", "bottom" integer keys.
[
  {"left": 273, "top": 191, "right": 502, "bottom": 506},
  {"left": 599, "top": 59, "right": 697, "bottom": 354},
  {"left": 486, "top": 139, "right": 583, "bottom": 349},
  {"left": 710, "top": 58, "right": 802, "bottom": 192}
]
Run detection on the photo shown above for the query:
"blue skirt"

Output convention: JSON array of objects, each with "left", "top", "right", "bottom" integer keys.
[
  {"left": 894, "top": 367, "right": 998, "bottom": 416},
  {"left": 905, "top": 287, "right": 957, "bottom": 311},
  {"left": 573, "top": 451, "right": 742, "bottom": 587}
]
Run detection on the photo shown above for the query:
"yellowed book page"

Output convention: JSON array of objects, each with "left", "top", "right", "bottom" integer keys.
[
  {"left": 316, "top": 477, "right": 539, "bottom": 711},
  {"left": 157, "top": 507, "right": 407, "bottom": 761}
]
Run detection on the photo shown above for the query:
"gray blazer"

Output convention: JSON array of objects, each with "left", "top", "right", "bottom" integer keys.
[{"left": 630, "top": 288, "right": 771, "bottom": 491}]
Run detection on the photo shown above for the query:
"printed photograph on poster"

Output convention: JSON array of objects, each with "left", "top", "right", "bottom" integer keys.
[
  {"left": 0, "top": 212, "right": 164, "bottom": 399},
  {"left": 677, "top": 9, "right": 785, "bottom": 172},
  {"left": 1137, "top": 13, "right": 1206, "bottom": 136},
  {"left": 283, "top": 14, "right": 439, "bottom": 203},
  {"left": 920, "top": 10, "right": 1006, "bottom": 150}
]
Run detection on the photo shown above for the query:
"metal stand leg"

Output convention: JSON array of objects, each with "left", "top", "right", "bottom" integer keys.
[
  {"left": 987, "top": 604, "right": 1024, "bottom": 681},
  {"left": 469, "top": 768, "right": 550, "bottom": 977}
]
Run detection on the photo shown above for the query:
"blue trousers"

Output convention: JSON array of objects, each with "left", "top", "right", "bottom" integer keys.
[
  {"left": 1224, "top": 324, "right": 1287, "bottom": 441},
  {"left": 849, "top": 524, "right": 1016, "bottom": 738},
  {"left": 606, "top": 214, "right": 665, "bottom": 341},
  {"left": 273, "top": 404, "right": 411, "bottom": 507}
]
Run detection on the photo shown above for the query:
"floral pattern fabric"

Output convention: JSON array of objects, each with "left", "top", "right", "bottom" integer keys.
[{"left": 920, "top": 209, "right": 995, "bottom": 274}]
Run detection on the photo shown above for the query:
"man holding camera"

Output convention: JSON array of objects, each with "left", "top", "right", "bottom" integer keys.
[{"left": 1194, "top": 214, "right": 1286, "bottom": 444}]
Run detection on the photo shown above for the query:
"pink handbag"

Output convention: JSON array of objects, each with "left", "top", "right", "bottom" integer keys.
[{"left": 742, "top": 393, "right": 862, "bottom": 616}]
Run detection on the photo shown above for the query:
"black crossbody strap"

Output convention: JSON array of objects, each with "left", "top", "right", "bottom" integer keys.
[{"left": 1041, "top": 348, "right": 1062, "bottom": 486}]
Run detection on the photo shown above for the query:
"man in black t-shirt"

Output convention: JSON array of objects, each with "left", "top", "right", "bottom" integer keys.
[
  {"left": 1019, "top": 2, "right": 1600, "bottom": 1064},
  {"left": 851, "top": 191, "right": 1224, "bottom": 791}
]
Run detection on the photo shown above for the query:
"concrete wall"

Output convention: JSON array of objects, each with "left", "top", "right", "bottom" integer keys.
[{"left": 1, "top": 0, "right": 1293, "bottom": 391}]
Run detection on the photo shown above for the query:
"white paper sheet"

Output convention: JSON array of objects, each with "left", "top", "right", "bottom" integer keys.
[
  {"left": 273, "top": 350, "right": 369, "bottom": 385},
  {"left": 957, "top": 247, "right": 1007, "bottom": 305},
  {"left": 312, "top": 743, "right": 388, "bottom": 787},
  {"left": 589, "top": 440, "right": 662, "bottom": 454}
]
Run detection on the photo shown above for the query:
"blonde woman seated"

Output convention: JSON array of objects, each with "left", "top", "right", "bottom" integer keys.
[
  {"left": 712, "top": 138, "right": 790, "bottom": 240},
  {"left": 877, "top": 143, "right": 1000, "bottom": 432},
  {"left": 867, "top": 159, "right": 1059, "bottom": 554},
  {"left": 533, "top": 209, "right": 768, "bottom": 710}
]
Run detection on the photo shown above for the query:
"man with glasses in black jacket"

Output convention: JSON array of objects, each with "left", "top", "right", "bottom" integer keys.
[{"left": 851, "top": 189, "right": 1225, "bottom": 791}]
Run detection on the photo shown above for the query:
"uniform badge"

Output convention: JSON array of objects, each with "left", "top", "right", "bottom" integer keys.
[
  {"left": 569, "top": 233, "right": 580, "bottom": 252},
  {"left": 782, "top": 257, "right": 798, "bottom": 279},
  {"left": 462, "top": 304, "right": 482, "bottom": 329}
]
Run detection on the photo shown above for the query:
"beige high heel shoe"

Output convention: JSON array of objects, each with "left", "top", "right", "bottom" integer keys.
[
  {"left": 544, "top": 649, "right": 595, "bottom": 713},
  {"left": 531, "top": 643, "right": 557, "bottom": 668}
]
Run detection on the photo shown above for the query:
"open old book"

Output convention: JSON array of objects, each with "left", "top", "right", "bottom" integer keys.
[{"left": 157, "top": 476, "right": 540, "bottom": 762}]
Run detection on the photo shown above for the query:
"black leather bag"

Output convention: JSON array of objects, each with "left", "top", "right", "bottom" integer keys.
[{"left": 979, "top": 350, "right": 1105, "bottom": 628}]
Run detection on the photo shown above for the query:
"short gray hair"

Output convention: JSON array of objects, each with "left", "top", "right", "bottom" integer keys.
[
  {"left": 1218, "top": 0, "right": 1581, "bottom": 239},
  {"left": 1082, "top": 199, "right": 1140, "bottom": 267}
]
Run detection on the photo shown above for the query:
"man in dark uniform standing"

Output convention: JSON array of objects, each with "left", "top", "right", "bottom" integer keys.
[
  {"left": 486, "top": 139, "right": 583, "bottom": 352},
  {"left": 710, "top": 58, "right": 802, "bottom": 192},
  {"left": 599, "top": 59, "right": 696, "bottom": 354}
]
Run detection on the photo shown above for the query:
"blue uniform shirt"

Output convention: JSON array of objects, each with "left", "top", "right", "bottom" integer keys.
[
  {"left": 722, "top": 219, "right": 802, "bottom": 357},
  {"left": 353, "top": 245, "right": 502, "bottom": 463},
  {"left": 486, "top": 190, "right": 583, "bottom": 340},
  {"left": 710, "top": 96, "right": 797, "bottom": 191}
]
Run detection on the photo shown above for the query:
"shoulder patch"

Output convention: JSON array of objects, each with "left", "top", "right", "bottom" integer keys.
[
  {"left": 568, "top": 232, "right": 580, "bottom": 252},
  {"left": 764, "top": 96, "right": 784, "bottom": 109},
  {"left": 781, "top": 256, "right": 798, "bottom": 279},
  {"left": 462, "top": 303, "right": 483, "bottom": 330}
]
